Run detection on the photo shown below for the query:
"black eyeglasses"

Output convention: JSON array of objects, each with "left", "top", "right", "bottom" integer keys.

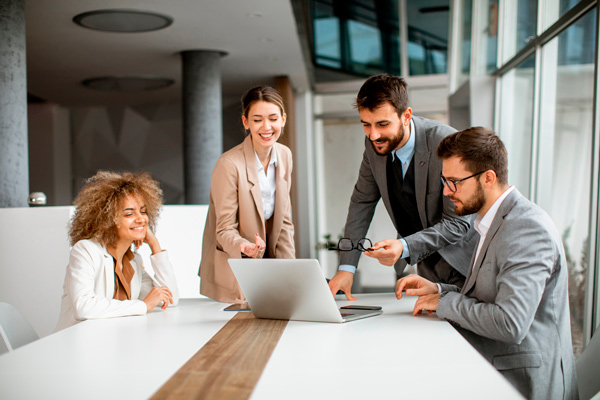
[
  {"left": 329, "top": 238, "right": 373, "bottom": 252},
  {"left": 440, "top": 171, "right": 485, "bottom": 193}
]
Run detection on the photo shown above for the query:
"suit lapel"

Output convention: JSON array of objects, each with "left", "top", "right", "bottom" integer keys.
[
  {"left": 243, "top": 135, "right": 265, "bottom": 227},
  {"left": 460, "top": 249, "right": 478, "bottom": 294},
  {"left": 461, "top": 190, "right": 520, "bottom": 294},
  {"left": 270, "top": 144, "right": 287, "bottom": 254},
  {"left": 102, "top": 248, "right": 115, "bottom": 298},
  {"left": 412, "top": 119, "right": 429, "bottom": 229}
]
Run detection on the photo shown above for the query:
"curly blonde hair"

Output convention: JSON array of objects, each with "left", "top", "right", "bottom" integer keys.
[{"left": 69, "top": 171, "right": 163, "bottom": 247}]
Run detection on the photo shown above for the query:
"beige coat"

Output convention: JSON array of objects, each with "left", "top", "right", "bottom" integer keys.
[{"left": 199, "top": 135, "right": 295, "bottom": 303}]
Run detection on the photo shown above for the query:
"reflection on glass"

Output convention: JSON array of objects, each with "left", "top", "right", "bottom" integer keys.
[
  {"left": 461, "top": 0, "right": 473, "bottom": 76},
  {"left": 348, "top": 20, "right": 383, "bottom": 76},
  {"left": 475, "top": 0, "right": 499, "bottom": 74},
  {"left": 501, "top": 0, "right": 537, "bottom": 63},
  {"left": 452, "top": 0, "right": 472, "bottom": 88},
  {"left": 537, "top": 10, "right": 596, "bottom": 357},
  {"left": 544, "top": 0, "right": 584, "bottom": 30},
  {"left": 312, "top": 0, "right": 400, "bottom": 76},
  {"left": 315, "top": 15, "right": 341, "bottom": 69},
  {"left": 486, "top": 0, "right": 499, "bottom": 72},
  {"left": 499, "top": 54, "right": 535, "bottom": 197},
  {"left": 407, "top": 0, "right": 449, "bottom": 75}
]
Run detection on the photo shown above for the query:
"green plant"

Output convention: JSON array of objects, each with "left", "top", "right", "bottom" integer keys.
[
  {"left": 315, "top": 233, "right": 341, "bottom": 251},
  {"left": 562, "top": 224, "right": 588, "bottom": 358}
]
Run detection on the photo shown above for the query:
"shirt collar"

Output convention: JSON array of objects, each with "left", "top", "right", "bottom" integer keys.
[
  {"left": 254, "top": 147, "right": 278, "bottom": 171},
  {"left": 474, "top": 186, "right": 515, "bottom": 237},
  {"left": 391, "top": 119, "right": 415, "bottom": 163}
]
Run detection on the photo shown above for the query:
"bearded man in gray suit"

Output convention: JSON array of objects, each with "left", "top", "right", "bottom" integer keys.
[
  {"left": 395, "top": 127, "right": 578, "bottom": 400},
  {"left": 328, "top": 73, "right": 478, "bottom": 300}
]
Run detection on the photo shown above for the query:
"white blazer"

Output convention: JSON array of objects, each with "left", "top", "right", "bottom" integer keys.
[{"left": 55, "top": 239, "right": 179, "bottom": 331}]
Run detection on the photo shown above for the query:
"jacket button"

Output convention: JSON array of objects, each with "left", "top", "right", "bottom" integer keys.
[{"left": 420, "top": 161, "right": 425, "bottom": 166}]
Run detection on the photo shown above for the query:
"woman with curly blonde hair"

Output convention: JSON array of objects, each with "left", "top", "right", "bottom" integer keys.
[{"left": 55, "top": 171, "right": 179, "bottom": 331}]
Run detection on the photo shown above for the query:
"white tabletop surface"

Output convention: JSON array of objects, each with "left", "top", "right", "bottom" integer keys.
[{"left": 0, "top": 294, "right": 523, "bottom": 400}]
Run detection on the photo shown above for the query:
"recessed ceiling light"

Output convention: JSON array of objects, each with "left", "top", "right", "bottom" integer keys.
[
  {"left": 81, "top": 76, "right": 174, "bottom": 92},
  {"left": 73, "top": 9, "right": 173, "bottom": 33}
]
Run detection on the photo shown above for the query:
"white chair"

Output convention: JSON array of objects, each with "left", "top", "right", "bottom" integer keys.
[
  {"left": 577, "top": 328, "right": 600, "bottom": 400},
  {"left": 0, "top": 302, "right": 40, "bottom": 355}
]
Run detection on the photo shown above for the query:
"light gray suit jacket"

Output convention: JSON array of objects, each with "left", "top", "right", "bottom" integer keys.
[
  {"left": 438, "top": 189, "right": 578, "bottom": 400},
  {"left": 340, "top": 116, "right": 478, "bottom": 276}
]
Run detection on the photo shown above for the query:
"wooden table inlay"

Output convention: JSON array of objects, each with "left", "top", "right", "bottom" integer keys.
[{"left": 151, "top": 312, "right": 288, "bottom": 400}]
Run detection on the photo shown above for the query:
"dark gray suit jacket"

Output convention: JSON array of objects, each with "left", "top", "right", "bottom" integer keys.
[
  {"left": 438, "top": 189, "right": 578, "bottom": 400},
  {"left": 339, "top": 116, "right": 478, "bottom": 276}
]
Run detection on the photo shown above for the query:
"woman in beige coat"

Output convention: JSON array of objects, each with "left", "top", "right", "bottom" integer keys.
[{"left": 199, "top": 86, "right": 296, "bottom": 303}]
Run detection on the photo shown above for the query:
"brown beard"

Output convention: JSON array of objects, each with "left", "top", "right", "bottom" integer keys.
[
  {"left": 451, "top": 181, "right": 485, "bottom": 216},
  {"left": 370, "top": 125, "right": 405, "bottom": 155}
]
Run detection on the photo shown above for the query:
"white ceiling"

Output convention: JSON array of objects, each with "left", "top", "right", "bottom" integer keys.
[{"left": 25, "top": 0, "right": 310, "bottom": 107}]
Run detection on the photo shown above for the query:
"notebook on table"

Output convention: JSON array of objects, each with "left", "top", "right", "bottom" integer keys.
[{"left": 227, "top": 258, "right": 383, "bottom": 323}]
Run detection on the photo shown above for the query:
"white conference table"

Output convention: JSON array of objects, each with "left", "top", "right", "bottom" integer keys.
[{"left": 0, "top": 294, "right": 523, "bottom": 399}]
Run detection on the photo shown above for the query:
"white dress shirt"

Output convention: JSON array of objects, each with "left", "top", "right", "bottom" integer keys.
[
  {"left": 472, "top": 185, "right": 516, "bottom": 267},
  {"left": 255, "top": 148, "right": 277, "bottom": 220},
  {"left": 436, "top": 185, "right": 515, "bottom": 293}
]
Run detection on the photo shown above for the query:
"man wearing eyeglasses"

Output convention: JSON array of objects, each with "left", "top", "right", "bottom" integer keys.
[
  {"left": 394, "top": 127, "right": 577, "bottom": 400},
  {"left": 329, "top": 73, "right": 478, "bottom": 300}
]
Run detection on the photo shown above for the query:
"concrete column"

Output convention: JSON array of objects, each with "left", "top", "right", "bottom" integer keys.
[
  {"left": 0, "top": 0, "right": 28, "bottom": 207},
  {"left": 181, "top": 50, "right": 225, "bottom": 204},
  {"left": 275, "top": 76, "right": 299, "bottom": 253},
  {"left": 28, "top": 104, "right": 72, "bottom": 206}
]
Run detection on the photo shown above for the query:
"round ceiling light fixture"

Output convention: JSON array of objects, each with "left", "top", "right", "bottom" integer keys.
[
  {"left": 81, "top": 76, "right": 174, "bottom": 92},
  {"left": 73, "top": 9, "right": 173, "bottom": 33}
]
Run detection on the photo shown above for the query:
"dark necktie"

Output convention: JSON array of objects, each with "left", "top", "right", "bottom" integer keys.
[{"left": 389, "top": 154, "right": 403, "bottom": 188}]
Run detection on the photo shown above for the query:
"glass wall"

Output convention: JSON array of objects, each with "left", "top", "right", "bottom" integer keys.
[
  {"left": 498, "top": 54, "right": 535, "bottom": 197},
  {"left": 458, "top": 0, "right": 473, "bottom": 87},
  {"left": 313, "top": 0, "right": 400, "bottom": 77},
  {"left": 406, "top": 0, "right": 450, "bottom": 75},
  {"left": 474, "top": 0, "right": 500, "bottom": 74},
  {"left": 535, "top": 9, "right": 597, "bottom": 356},
  {"left": 501, "top": 0, "right": 538, "bottom": 63},
  {"left": 457, "top": 0, "right": 598, "bottom": 356},
  {"left": 313, "top": 2, "right": 342, "bottom": 69},
  {"left": 311, "top": 0, "right": 450, "bottom": 79},
  {"left": 544, "top": 0, "right": 588, "bottom": 28}
]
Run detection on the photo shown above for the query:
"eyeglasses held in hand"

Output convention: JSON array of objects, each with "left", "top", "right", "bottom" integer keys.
[
  {"left": 440, "top": 171, "right": 485, "bottom": 193},
  {"left": 329, "top": 238, "right": 373, "bottom": 252}
]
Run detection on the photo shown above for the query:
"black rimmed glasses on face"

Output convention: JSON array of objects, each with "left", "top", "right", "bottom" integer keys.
[
  {"left": 440, "top": 171, "right": 486, "bottom": 193},
  {"left": 329, "top": 238, "right": 373, "bottom": 252}
]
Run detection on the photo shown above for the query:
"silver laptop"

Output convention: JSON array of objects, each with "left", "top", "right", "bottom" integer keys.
[{"left": 228, "top": 258, "right": 383, "bottom": 323}]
